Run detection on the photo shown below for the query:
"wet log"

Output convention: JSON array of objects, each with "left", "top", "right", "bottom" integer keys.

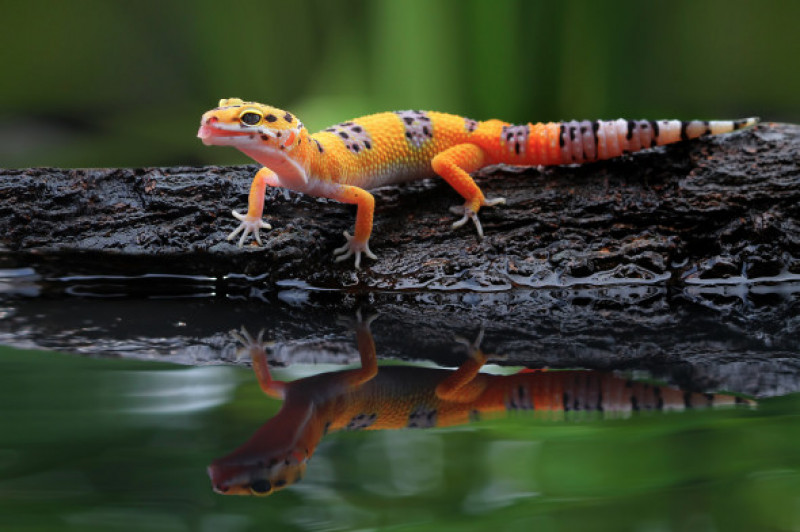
[{"left": 1, "top": 122, "right": 798, "bottom": 288}]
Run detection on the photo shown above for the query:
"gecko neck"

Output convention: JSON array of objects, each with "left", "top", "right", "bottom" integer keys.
[{"left": 240, "top": 128, "right": 318, "bottom": 193}]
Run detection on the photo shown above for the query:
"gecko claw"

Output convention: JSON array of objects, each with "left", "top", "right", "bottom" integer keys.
[
  {"left": 449, "top": 197, "right": 505, "bottom": 241},
  {"left": 454, "top": 326, "right": 486, "bottom": 361},
  {"left": 450, "top": 205, "right": 485, "bottom": 240},
  {"left": 227, "top": 210, "right": 272, "bottom": 247},
  {"left": 333, "top": 231, "right": 377, "bottom": 269}
]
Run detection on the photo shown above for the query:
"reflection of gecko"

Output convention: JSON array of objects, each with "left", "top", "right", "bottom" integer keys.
[
  {"left": 198, "top": 98, "right": 757, "bottom": 268},
  {"left": 208, "top": 323, "right": 751, "bottom": 496}
]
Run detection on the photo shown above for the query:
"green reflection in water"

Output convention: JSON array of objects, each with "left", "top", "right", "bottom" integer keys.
[{"left": 0, "top": 344, "right": 798, "bottom": 532}]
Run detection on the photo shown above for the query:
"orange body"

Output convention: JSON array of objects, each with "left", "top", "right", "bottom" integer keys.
[{"left": 198, "top": 99, "right": 758, "bottom": 267}]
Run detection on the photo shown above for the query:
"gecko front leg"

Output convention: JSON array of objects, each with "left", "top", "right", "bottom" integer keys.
[
  {"left": 228, "top": 167, "right": 279, "bottom": 247},
  {"left": 329, "top": 184, "right": 378, "bottom": 269}
]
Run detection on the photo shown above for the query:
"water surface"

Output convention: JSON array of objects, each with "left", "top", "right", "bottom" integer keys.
[{"left": 0, "top": 270, "right": 798, "bottom": 531}]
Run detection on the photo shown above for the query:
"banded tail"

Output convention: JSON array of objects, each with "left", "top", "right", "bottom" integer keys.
[
  {"left": 493, "top": 370, "right": 754, "bottom": 417},
  {"left": 496, "top": 117, "right": 759, "bottom": 166}
]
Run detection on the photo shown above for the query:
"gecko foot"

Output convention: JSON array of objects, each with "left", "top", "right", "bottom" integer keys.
[
  {"left": 336, "top": 308, "right": 379, "bottom": 332},
  {"left": 449, "top": 197, "right": 505, "bottom": 241},
  {"left": 333, "top": 231, "right": 377, "bottom": 270},
  {"left": 227, "top": 210, "right": 272, "bottom": 247},
  {"left": 230, "top": 327, "right": 275, "bottom": 364},
  {"left": 454, "top": 326, "right": 488, "bottom": 363}
]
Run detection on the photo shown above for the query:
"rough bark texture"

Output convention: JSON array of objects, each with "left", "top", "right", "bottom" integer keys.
[
  {"left": 1, "top": 123, "right": 798, "bottom": 287},
  {"left": 0, "top": 123, "right": 798, "bottom": 398}
]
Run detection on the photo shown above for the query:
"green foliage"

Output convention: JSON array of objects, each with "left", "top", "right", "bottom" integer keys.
[{"left": 0, "top": 0, "right": 798, "bottom": 167}]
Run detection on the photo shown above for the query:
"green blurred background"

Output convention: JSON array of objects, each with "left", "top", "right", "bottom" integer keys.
[{"left": 1, "top": 0, "right": 798, "bottom": 168}]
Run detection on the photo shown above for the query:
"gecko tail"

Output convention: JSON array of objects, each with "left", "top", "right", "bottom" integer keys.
[{"left": 548, "top": 116, "right": 759, "bottom": 165}]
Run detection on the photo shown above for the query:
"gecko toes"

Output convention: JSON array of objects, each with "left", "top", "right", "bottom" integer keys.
[
  {"left": 228, "top": 210, "right": 272, "bottom": 247},
  {"left": 333, "top": 231, "right": 377, "bottom": 269}
]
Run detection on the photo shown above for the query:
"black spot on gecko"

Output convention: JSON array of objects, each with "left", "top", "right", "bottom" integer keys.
[
  {"left": 325, "top": 121, "right": 373, "bottom": 154},
  {"left": 626, "top": 120, "right": 635, "bottom": 140},
  {"left": 265, "top": 114, "right": 277, "bottom": 123},
  {"left": 395, "top": 110, "right": 434, "bottom": 148},
  {"left": 313, "top": 139, "right": 324, "bottom": 153},
  {"left": 260, "top": 134, "right": 270, "bottom": 141},
  {"left": 559, "top": 124, "right": 565, "bottom": 147},
  {"left": 650, "top": 120, "right": 659, "bottom": 138},
  {"left": 506, "top": 384, "right": 533, "bottom": 410},
  {"left": 346, "top": 413, "right": 377, "bottom": 430},
  {"left": 284, "top": 112, "right": 294, "bottom": 123},
  {"left": 680, "top": 121, "right": 689, "bottom": 141},
  {"left": 501, "top": 124, "right": 529, "bottom": 156},
  {"left": 408, "top": 405, "right": 437, "bottom": 428}
]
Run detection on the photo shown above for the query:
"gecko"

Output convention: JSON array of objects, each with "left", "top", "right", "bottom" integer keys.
[
  {"left": 207, "top": 322, "right": 752, "bottom": 496},
  {"left": 198, "top": 98, "right": 758, "bottom": 268}
]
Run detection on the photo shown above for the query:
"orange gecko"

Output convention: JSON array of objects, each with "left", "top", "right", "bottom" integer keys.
[
  {"left": 198, "top": 99, "right": 757, "bottom": 268},
  {"left": 208, "top": 322, "right": 751, "bottom": 496}
]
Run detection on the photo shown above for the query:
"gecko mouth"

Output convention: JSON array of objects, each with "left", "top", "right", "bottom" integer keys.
[{"left": 197, "top": 122, "right": 253, "bottom": 145}]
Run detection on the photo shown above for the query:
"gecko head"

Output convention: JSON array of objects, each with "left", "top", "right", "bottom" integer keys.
[
  {"left": 207, "top": 446, "right": 309, "bottom": 496},
  {"left": 198, "top": 98, "right": 305, "bottom": 152}
]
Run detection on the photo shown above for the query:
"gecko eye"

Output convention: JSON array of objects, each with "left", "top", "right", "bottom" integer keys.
[
  {"left": 250, "top": 479, "right": 272, "bottom": 495},
  {"left": 240, "top": 112, "right": 263, "bottom": 126}
]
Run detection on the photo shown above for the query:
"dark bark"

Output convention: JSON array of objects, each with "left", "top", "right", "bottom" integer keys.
[
  {"left": 1, "top": 122, "right": 798, "bottom": 287},
  {"left": 0, "top": 125, "right": 798, "bottom": 397}
]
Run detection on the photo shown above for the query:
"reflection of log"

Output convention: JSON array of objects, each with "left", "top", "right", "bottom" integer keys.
[
  {"left": 1, "top": 124, "right": 798, "bottom": 287},
  {"left": 1, "top": 286, "right": 798, "bottom": 398}
]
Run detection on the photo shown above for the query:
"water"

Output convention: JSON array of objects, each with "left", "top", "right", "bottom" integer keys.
[{"left": 0, "top": 269, "right": 799, "bottom": 531}]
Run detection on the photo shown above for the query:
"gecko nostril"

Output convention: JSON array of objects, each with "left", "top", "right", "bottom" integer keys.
[{"left": 206, "top": 117, "right": 219, "bottom": 125}]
